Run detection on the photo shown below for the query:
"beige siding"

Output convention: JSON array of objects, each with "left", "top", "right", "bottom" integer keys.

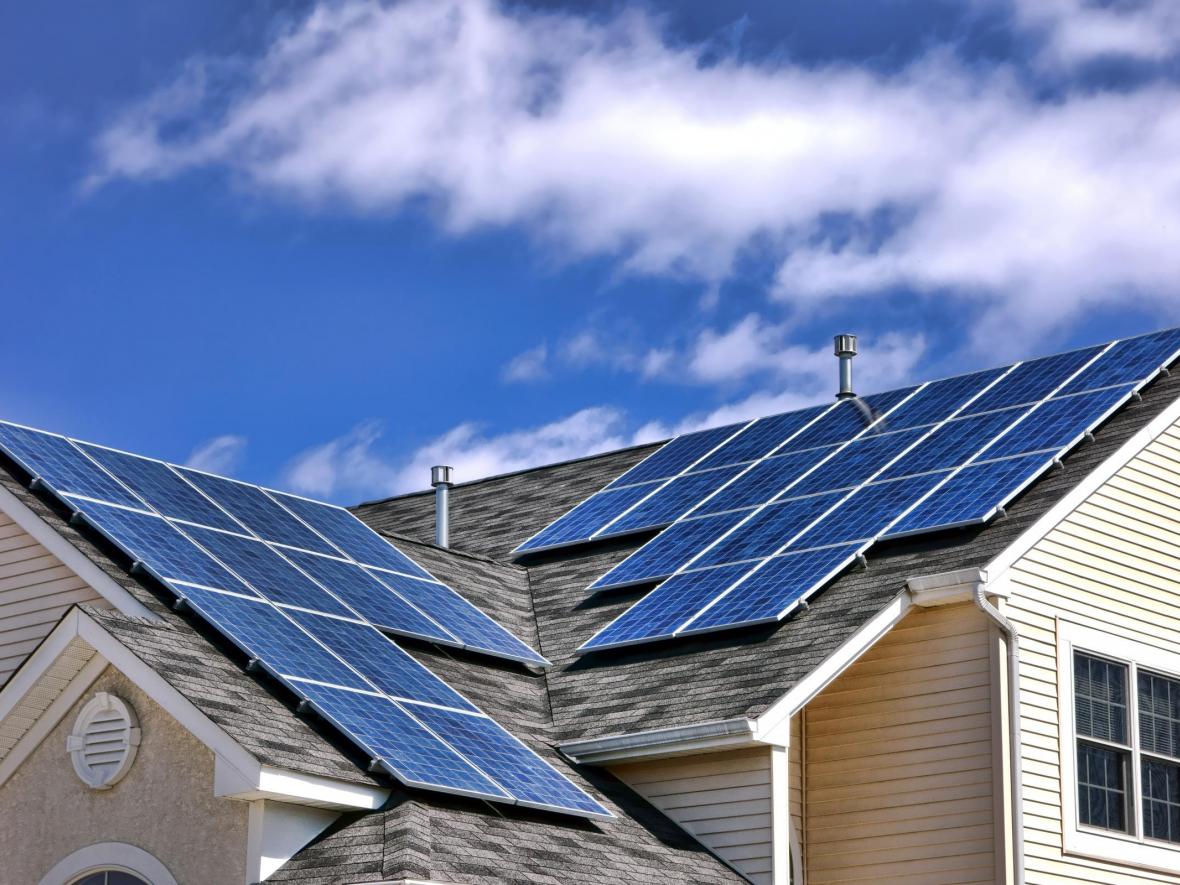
[
  {"left": 1007, "top": 420, "right": 1180, "bottom": 883},
  {"left": 0, "top": 510, "right": 107, "bottom": 686},
  {"left": 611, "top": 747, "right": 774, "bottom": 884},
  {"left": 804, "top": 602, "right": 996, "bottom": 885}
]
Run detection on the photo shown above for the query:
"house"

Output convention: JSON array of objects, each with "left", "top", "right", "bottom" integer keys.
[{"left": 3, "top": 329, "right": 1180, "bottom": 884}]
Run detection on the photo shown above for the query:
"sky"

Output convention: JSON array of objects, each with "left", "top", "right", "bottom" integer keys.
[{"left": 3, "top": 0, "right": 1180, "bottom": 503}]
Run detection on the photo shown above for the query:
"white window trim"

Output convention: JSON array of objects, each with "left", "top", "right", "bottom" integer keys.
[
  {"left": 1058, "top": 620, "right": 1180, "bottom": 875},
  {"left": 38, "top": 842, "right": 177, "bottom": 885}
]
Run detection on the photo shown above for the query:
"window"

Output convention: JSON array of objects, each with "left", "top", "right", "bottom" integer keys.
[
  {"left": 70, "top": 874, "right": 149, "bottom": 885},
  {"left": 1061, "top": 623, "right": 1180, "bottom": 873}
]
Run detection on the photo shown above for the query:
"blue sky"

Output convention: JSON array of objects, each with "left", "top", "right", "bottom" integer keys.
[{"left": 3, "top": 0, "right": 1179, "bottom": 503}]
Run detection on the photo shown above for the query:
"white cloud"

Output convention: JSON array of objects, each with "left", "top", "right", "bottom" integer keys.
[
  {"left": 996, "top": 0, "right": 1180, "bottom": 67},
  {"left": 185, "top": 434, "right": 247, "bottom": 475},
  {"left": 502, "top": 343, "right": 549, "bottom": 382},
  {"left": 90, "top": 0, "right": 1180, "bottom": 351},
  {"left": 282, "top": 407, "right": 634, "bottom": 498}
]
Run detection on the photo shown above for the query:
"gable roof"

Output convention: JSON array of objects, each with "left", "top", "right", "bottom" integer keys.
[{"left": 354, "top": 369, "right": 1180, "bottom": 742}]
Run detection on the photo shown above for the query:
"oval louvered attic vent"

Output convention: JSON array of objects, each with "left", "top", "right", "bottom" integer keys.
[{"left": 67, "top": 692, "right": 141, "bottom": 789}]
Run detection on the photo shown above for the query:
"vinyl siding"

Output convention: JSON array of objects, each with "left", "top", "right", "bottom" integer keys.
[
  {"left": 1006, "top": 420, "right": 1180, "bottom": 882},
  {"left": 804, "top": 602, "right": 996, "bottom": 884},
  {"left": 0, "top": 510, "right": 107, "bottom": 686},
  {"left": 611, "top": 747, "right": 774, "bottom": 884}
]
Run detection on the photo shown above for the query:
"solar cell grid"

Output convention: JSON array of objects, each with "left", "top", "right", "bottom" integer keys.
[
  {"left": 681, "top": 543, "right": 865, "bottom": 634},
  {"left": 79, "top": 445, "right": 242, "bottom": 532},
  {"left": 181, "top": 525, "right": 353, "bottom": 615},
  {"left": 514, "top": 480, "right": 661, "bottom": 553},
  {"left": 787, "top": 427, "right": 926, "bottom": 497},
  {"left": 692, "top": 405, "right": 832, "bottom": 471},
  {"left": 0, "top": 424, "right": 141, "bottom": 507},
  {"left": 776, "top": 387, "right": 918, "bottom": 453},
  {"left": 878, "top": 406, "right": 1027, "bottom": 480},
  {"left": 270, "top": 491, "right": 432, "bottom": 579},
  {"left": 407, "top": 704, "right": 610, "bottom": 816},
  {"left": 179, "top": 469, "right": 337, "bottom": 554},
  {"left": 962, "top": 345, "right": 1105, "bottom": 415},
  {"left": 883, "top": 367, "right": 1009, "bottom": 430},
  {"left": 177, "top": 585, "right": 369, "bottom": 689},
  {"left": 694, "top": 446, "right": 839, "bottom": 516},
  {"left": 590, "top": 508, "right": 753, "bottom": 589},
  {"left": 284, "top": 549, "right": 455, "bottom": 644},
  {"left": 581, "top": 562, "right": 754, "bottom": 650},
  {"left": 790, "top": 472, "right": 950, "bottom": 549},
  {"left": 292, "top": 682, "right": 511, "bottom": 799},
  {"left": 981, "top": 385, "right": 1132, "bottom": 460},
  {"left": 285, "top": 609, "right": 476, "bottom": 710},
  {"left": 72, "top": 500, "right": 253, "bottom": 595},
  {"left": 605, "top": 421, "right": 746, "bottom": 489},
  {"left": 600, "top": 465, "right": 744, "bottom": 537},
  {"left": 368, "top": 568, "right": 548, "bottom": 665},
  {"left": 692, "top": 492, "right": 843, "bottom": 570},
  {"left": 1060, "top": 328, "right": 1180, "bottom": 395}
]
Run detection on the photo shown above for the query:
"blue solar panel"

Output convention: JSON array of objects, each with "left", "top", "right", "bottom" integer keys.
[
  {"left": 182, "top": 525, "right": 353, "bottom": 616},
  {"left": 368, "top": 568, "right": 547, "bottom": 666},
  {"left": 602, "top": 466, "right": 744, "bottom": 536},
  {"left": 693, "top": 492, "right": 842, "bottom": 569},
  {"left": 791, "top": 472, "right": 949, "bottom": 548},
  {"left": 680, "top": 544, "right": 865, "bottom": 635},
  {"left": 884, "top": 452, "right": 1050, "bottom": 537},
  {"left": 284, "top": 609, "right": 476, "bottom": 710},
  {"left": 177, "top": 585, "right": 368, "bottom": 688},
  {"left": 283, "top": 549, "right": 454, "bottom": 643},
  {"left": 407, "top": 704, "right": 610, "bottom": 817},
  {"left": 605, "top": 422, "right": 745, "bottom": 489},
  {"left": 293, "top": 683, "right": 510, "bottom": 799},
  {"left": 694, "top": 446, "right": 839, "bottom": 516},
  {"left": 883, "top": 367, "right": 1009, "bottom": 430},
  {"left": 78, "top": 446, "right": 242, "bottom": 532},
  {"left": 982, "top": 386, "right": 1133, "bottom": 460},
  {"left": 879, "top": 407, "right": 1027, "bottom": 480},
  {"left": 693, "top": 405, "right": 831, "bottom": 470},
  {"left": 515, "top": 481, "right": 661, "bottom": 553},
  {"left": 0, "top": 424, "right": 141, "bottom": 507},
  {"left": 73, "top": 500, "right": 253, "bottom": 594},
  {"left": 788, "top": 428, "right": 925, "bottom": 497},
  {"left": 590, "top": 509, "right": 753, "bottom": 589},
  {"left": 178, "top": 469, "right": 336, "bottom": 554},
  {"left": 1060, "top": 328, "right": 1180, "bottom": 395},
  {"left": 777, "top": 388, "right": 917, "bottom": 452},
  {"left": 963, "top": 345, "right": 1104, "bottom": 415},
  {"left": 582, "top": 563, "right": 755, "bottom": 650},
  {"left": 269, "top": 491, "right": 432, "bottom": 579}
]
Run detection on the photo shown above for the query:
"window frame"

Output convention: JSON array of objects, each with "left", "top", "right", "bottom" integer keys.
[{"left": 1059, "top": 621, "right": 1180, "bottom": 873}]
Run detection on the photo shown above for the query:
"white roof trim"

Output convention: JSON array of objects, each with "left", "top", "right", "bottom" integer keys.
[
  {"left": 986, "top": 390, "right": 1180, "bottom": 581},
  {"left": 0, "top": 608, "right": 388, "bottom": 810},
  {"left": 561, "top": 589, "right": 914, "bottom": 762},
  {"left": 0, "top": 481, "right": 157, "bottom": 622}
]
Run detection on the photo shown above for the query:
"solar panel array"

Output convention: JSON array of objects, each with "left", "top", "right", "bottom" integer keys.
[
  {"left": 512, "top": 329, "right": 1180, "bottom": 653},
  {"left": 0, "top": 423, "right": 609, "bottom": 819}
]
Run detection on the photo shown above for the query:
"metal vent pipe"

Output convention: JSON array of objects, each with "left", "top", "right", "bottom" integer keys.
[
  {"left": 834, "top": 334, "right": 858, "bottom": 399},
  {"left": 431, "top": 465, "right": 454, "bottom": 548}
]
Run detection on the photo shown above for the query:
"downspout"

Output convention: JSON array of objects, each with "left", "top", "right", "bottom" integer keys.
[{"left": 973, "top": 581, "right": 1026, "bottom": 885}]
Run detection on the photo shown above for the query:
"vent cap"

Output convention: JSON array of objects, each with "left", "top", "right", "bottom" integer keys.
[{"left": 66, "top": 692, "right": 141, "bottom": 789}]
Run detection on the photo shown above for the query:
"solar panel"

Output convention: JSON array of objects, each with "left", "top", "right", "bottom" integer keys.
[
  {"left": 563, "top": 329, "right": 1180, "bottom": 653},
  {"left": 0, "top": 419, "right": 608, "bottom": 818},
  {"left": 692, "top": 405, "right": 832, "bottom": 470},
  {"left": 605, "top": 421, "right": 747, "bottom": 489},
  {"left": 514, "top": 481, "right": 662, "bottom": 553},
  {"left": 600, "top": 465, "right": 745, "bottom": 537}
]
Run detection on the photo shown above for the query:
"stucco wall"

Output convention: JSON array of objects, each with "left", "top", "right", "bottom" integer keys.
[{"left": 0, "top": 664, "right": 249, "bottom": 885}]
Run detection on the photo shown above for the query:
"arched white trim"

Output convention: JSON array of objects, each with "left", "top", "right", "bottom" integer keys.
[
  {"left": 67, "top": 693, "right": 141, "bottom": 789},
  {"left": 38, "top": 843, "right": 177, "bottom": 885}
]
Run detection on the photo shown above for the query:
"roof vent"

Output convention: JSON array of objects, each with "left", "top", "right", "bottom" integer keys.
[
  {"left": 67, "top": 692, "right": 141, "bottom": 789},
  {"left": 834, "top": 334, "right": 858, "bottom": 400},
  {"left": 431, "top": 465, "right": 454, "bottom": 548}
]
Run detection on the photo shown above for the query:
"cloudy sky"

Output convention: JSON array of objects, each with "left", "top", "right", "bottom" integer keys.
[{"left": 3, "top": 0, "right": 1179, "bottom": 502}]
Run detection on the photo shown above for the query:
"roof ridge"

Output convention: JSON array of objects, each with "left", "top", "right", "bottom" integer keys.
[{"left": 380, "top": 529, "right": 528, "bottom": 572}]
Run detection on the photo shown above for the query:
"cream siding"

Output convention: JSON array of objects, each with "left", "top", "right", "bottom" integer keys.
[
  {"left": 1006, "top": 420, "right": 1180, "bottom": 882},
  {"left": 0, "top": 510, "right": 107, "bottom": 686},
  {"left": 803, "top": 602, "right": 996, "bottom": 885},
  {"left": 611, "top": 747, "right": 774, "bottom": 884}
]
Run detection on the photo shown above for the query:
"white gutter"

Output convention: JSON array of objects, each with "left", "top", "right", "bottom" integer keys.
[
  {"left": 561, "top": 718, "right": 757, "bottom": 765},
  {"left": 907, "top": 568, "right": 1024, "bottom": 885}
]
